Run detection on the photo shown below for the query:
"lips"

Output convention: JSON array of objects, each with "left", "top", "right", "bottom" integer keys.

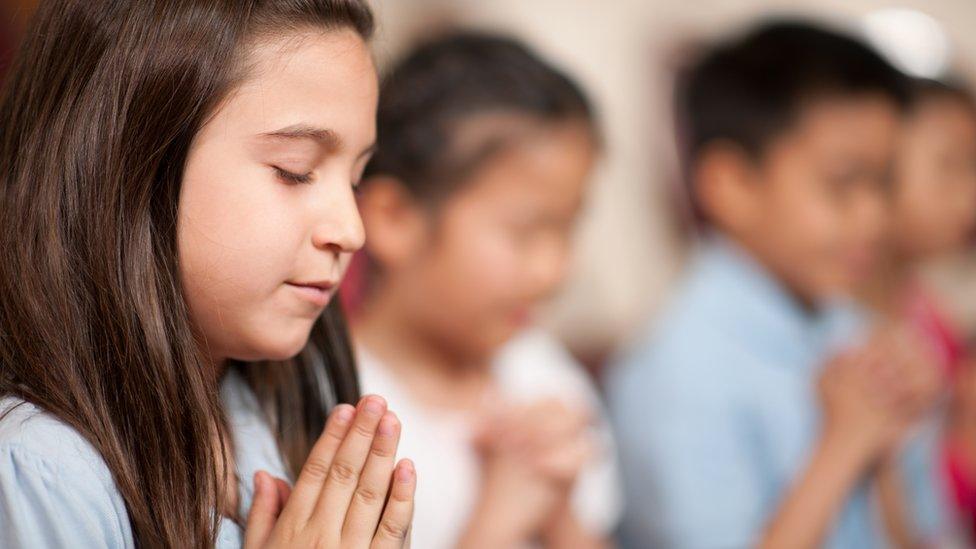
[{"left": 286, "top": 279, "right": 338, "bottom": 308}]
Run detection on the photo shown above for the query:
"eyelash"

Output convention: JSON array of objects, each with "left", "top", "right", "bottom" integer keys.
[
  {"left": 273, "top": 166, "right": 313, "bottom": 185},
  {"left": 273, "top": 165, "right": 368, "bottom": 195}
]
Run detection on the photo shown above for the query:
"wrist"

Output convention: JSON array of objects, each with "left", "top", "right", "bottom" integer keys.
[
  {"left": 541, "top": 503, "right": 607, "bottom": 549},
  {"left": 540, "top": 493, "right": 573, "bottom": 534},
  {"left": 458, "top": 494, "right": 529, "bottom": 549},
  {"left": 819, "top": 424, "right": 880, "bottom": 476},
  {"left": 456, "top": 527, "right": 514, "bottom": 549}
]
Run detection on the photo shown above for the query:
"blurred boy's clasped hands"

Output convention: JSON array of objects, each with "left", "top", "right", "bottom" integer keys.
[{"left": 818, "top": 325, "right": 942, "bottom": 467}]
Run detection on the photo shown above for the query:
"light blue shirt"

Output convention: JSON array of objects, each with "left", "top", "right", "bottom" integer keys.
[
  {"left": 608, "top": 239, "right": 947, "bottom": 549},
  {"left": 0, "top": 368, "right": 291, "bottom": 548}
]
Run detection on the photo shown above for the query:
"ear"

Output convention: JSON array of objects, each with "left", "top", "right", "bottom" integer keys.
[
  {"left": 357, "top": 175, "right": 428, "bottom": 270},
  {"left": 693, "top": 141, "right": 763, "bottom": 235}
]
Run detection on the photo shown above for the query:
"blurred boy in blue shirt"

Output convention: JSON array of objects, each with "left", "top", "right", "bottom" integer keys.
[{"left": 610, "top": 21, "right": 947, "bottom": 548}]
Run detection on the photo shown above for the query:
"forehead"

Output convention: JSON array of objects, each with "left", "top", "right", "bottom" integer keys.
[
  {"left": 778, "top": 94, "right": 901, "bottom": 160},
  {"left": 909, "top": 97, "right": 976, "bottom": 134},
  {"left": 450, "top": 121, "right": 596, "bottom": 208},
  {"left": 204, "top": 28, "right": 378, "bottom": 140}
]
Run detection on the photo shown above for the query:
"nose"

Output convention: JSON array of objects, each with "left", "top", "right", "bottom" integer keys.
[
  {"left": 527, "top": 238, "right": 572, "bottom": 300},
  {"left": 955, "top": 180, "right": 976, "bottom": 233},
  {"left": 311, "top": 184, "right": 366, "bottom": 255},
  {"left": 855, "top": 184, "right": 888, "bottom": 241}
]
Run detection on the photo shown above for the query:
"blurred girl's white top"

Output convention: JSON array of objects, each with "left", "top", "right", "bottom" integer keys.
[{"left": 358, "top": 327, "right": 623, "bottom": 549}]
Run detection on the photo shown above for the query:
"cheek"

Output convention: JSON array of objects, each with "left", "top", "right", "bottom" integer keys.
[
  {"left": 416, "top": 222, "right": 524, "bottom": 341},
  {"left": 892, "top": 177, "right": 940, "bottom": 239},
  {"left": 903, "top": 194, "right": 944, "bottom": 235},
  {"left": 180, "top": 165, "right": 298, "bottom": 296},
  {"left": 767, "top": 179, "right": 839, "bottom": 256},
  {"left": 450, "top": 222, "right": 523, "bottom": 301},
  {"left": 909, "top": 194, "right": 970, "bottom": 252},
  {"left": 178, "top": 157, "right": 309, "bottom": 360},
  {"left": 766, "top": 178, "right": 869, "bottom": 295}
]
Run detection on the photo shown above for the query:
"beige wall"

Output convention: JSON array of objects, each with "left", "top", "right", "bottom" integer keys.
[{"left": 373, "top": 0, "right": 976, "bottom": 358}]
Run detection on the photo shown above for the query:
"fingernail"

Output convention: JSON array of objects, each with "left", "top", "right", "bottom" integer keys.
[
  {"left": 333, "top": 404, "right": 355, "bottom": 425},
  {"left": 396, "top": 460, "right": 415, "bottom": 483},
  {"left": 378, "top": 414, "right": 398, "bottom": 436},
  {"left": 363, "top": 395, "right": 386, "bottom": 416}
]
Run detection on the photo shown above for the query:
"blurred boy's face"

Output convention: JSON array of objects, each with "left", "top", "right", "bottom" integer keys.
[
  {"left": 890, "top": 97, "right": 976, "bottom": 260},
  {"left": 367, "top": 120, "right": 595, "bottom": 360},
  {"left": 699, "top": 95, "right": 900, "bottom": 304}
]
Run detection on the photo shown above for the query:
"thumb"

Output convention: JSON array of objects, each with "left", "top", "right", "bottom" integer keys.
[
  {"left": 244, "top": 470, "right": 281, "bottom": 549},
  {"left": 272, "top": 476, "right": 292, "bottom": 507}
]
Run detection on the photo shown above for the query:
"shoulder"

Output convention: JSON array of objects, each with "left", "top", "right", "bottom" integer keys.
[
  {"left": 354, "top": 345, "right": 408, "bottom": 403},
  {"left": 0, "top": 397, "right": 115, "bottom": 480},
  {"left": 0, "top": 396, "right": 133, "bottom": 547},
  {"left": 606, "top": 286, "right": 759, "bottom": 429},
  {"left": 493, "top": 328, "right": 600, "bottom": 406},
  {"left": 610, "top": 298, "right": 748, "bottom": 394}
]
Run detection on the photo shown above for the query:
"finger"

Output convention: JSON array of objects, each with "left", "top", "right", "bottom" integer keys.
[
  {"left": 827, "top": 348, "right": 862, "bottom": 377},
  {"left": 274, "top": 477, "right": 292, "bottom": 507},
  {"left": 500, "top": 400, "right": 571, "bottom": 446},
  {"left": 542, "top": 405, "right": 590, "bottom": 440},
  {"left": 534, "top": 433, "right": 594, "bottom": 482},
  {"left": 863, "top": 358, "right": 905, "bottom": 408},
  {"left": 525, "top": 408, "right": 591, "bottom": 458},
  {"left": 244, "top": 471, "right": 282, "bottom": 549},
  {"left": 866, "top": 353, "right": 902, "bottom": 396},
  {"left": 311, "top": 394, "right": 388, "bottom": 532},
  {"left": 478, "top": 403, "right": 533, "bottom": 451},
  {"left": 371, "top": 459, "right": 416, "bottom": 549},
  {"left": 342, "top": 412, "right": 401, "bottom": 544},
  {"left": 279, "top": 403, "right": 356, "bottom": 525}
]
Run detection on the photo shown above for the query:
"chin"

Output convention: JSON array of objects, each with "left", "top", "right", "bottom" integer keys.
[
  {"left": 479, "top": 326, "right": 519, "bottom": 356},
  {"left": 240, "top": 326, "right": 315, "bottom": 362},
  {"left": 813, "top": 277, "right": 855, "bottom": 302}
]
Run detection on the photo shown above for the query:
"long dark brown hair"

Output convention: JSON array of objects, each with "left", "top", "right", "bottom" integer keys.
[{"left": 0, "top": 0, "right": 372, "bottom": 546}]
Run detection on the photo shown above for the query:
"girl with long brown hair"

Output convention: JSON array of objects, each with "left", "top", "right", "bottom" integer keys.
[{"left": 0, "top": 1, "right": 415, "bottom": 547}]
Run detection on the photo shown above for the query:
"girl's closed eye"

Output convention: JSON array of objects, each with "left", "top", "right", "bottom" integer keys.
[{"left": 273, "top": 165, "right": 314, "bottom": 185}]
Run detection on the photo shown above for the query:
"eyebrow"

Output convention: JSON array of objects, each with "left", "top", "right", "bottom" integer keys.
[
  {"left": 260, "top": 124, "right": 376, "bottom": 159},
  {"left": 261, "top": 124, "right": 340, "bottom": 147}
]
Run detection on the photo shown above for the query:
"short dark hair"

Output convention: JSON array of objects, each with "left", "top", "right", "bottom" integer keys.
[
  {"left": 364, "top": 31, "right": 597, "bottom": 205},
  {"left": 676, "top": 20, "right": 908, "bottom": 167},
  {"left": 904, "top": 76, "right": 976, "bottom": 114}
]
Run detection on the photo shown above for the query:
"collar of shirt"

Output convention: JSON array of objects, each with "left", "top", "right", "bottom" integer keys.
[{"left": 685, "top": 236, "right": 866, "bottom": 371}]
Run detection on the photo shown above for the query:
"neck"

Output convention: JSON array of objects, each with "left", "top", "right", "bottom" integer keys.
[
  {"left": 191, "top": 324, "right": 229, "bottom": 380},
  {"left": 721, "top": 233, "right": 822, "bottom": 315},
  {"left": 207, "top": 352, "right": 230, "bottom": 381},
  {"left": 354, "top": 285, "right": 494, "bottom": 411}
]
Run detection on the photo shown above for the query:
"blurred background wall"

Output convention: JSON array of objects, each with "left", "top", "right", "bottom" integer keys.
[{"left": 4, "top": 0, "right": 976, "bottom": 367}]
